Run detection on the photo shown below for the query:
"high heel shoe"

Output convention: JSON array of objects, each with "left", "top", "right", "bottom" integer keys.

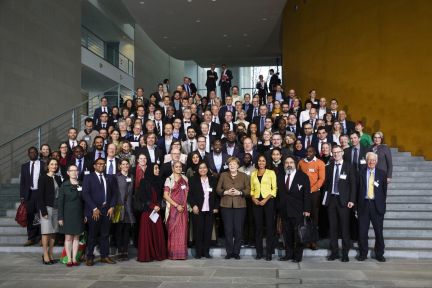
[{"left": 42, "top": 256, "right": 53, "bottom": 265}]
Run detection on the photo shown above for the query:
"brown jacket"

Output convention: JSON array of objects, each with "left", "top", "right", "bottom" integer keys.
[{"left": 216, "top": 171, "right": 250, "bottom": 208}]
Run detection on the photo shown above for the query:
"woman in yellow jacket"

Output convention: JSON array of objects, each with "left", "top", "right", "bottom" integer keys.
[{"left": 250, "top": 155, "right": 277, "bottom": 261}]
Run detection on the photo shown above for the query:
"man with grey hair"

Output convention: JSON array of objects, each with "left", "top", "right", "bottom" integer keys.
[{"left": 357, "top": 152, "right": 388, "bottom": 262}]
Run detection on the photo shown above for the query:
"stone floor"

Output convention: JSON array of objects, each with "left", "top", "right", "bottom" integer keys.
[{"left": 0, "top": 253, "right": 432, "bottom": 288}]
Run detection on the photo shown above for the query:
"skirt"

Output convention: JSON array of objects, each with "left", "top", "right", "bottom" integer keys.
[{"left": 40, "top": 206, "right": 59, "bottom": 235}]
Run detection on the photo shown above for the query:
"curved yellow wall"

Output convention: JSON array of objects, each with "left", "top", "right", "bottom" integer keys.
[{"left": 282, "top": 0, "right": 432, "bottom": 159}]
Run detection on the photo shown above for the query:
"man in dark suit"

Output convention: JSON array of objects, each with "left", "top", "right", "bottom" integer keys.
[
  {"left": 218, "top": 63, "right": 233, "bottom": 103},
  {"left": 302, "top": 123, "right": 318, "bottom": 149},
  {"left": 160, "top": 148, "right": 186, "bottom": 179},
  {"left": 105, "top": 143, "right": 120, "bottom": 176},
  {"left": 19, "top": 147, "right": 44, "bottom": 246},
  {"left": 242, "top": 93, "right": 252, "bottom": 113},
  {"left": 338, "top": 110, "right": 355, "bottom": 135},
  {"left": 301, "top": 108, "right": 319, "bottom": 131},
  {"left": 82, "top": 158, "right": 118, "bottom": 265},
  {"left": 252, "top": 104, "right": 270, "bottom": 134},
  {"left": 256, "top": 75, "right": 268, "bottom": 104},
  {"left": 277, "top": 156, "right": 311, "bottom": 262},
  {"left": 314, "top": 126, "right": 333, "bottom": 157},
  {"left": 344, "top": 131, "right": 369, "bottom": 173},
  {"left": 222, "top": 131, "right": 241, "bottom": 158},
  {"left": 206, "top": 139, "right": 229, "bottom": 177},
  {"left": 218, "top": 95, "right": 236, "bottom": 121},
  {"left": 202, "top": 111, "right": 221, "bottom": 141},
  {"left": 286, "top": 113, "right": 302, "bottom": 138},
  {"left": 66, "top": 128, "right": 78, "bottom": 155},
  {"left": 135, "top": 133, "right": 163, "bottom": 165},
  {"left": 322, "top": 145, "right": 357, "bottom": 262},
  {"left": 157, "top": 123, "right": 177, "bottom": 156},
  {"left": 238, "top": 137, "right": 259, "bottom": 166},
  {"left": 205, "top": 64, "right": 218, "bottom": 95},
  {"left": 271, "top": 84, "right": 286, "bottom": 103},
  {"left": 88, "top": 136, "right": 106, "bottom": 164},
  {"left": 269, "top": 69, "right": 281, "bottom": 92},
  {"left": 67, "top": 146, "right": 91, "bottom": 181},
  {"left": 95, "top": 112, "right": 113, "bottom": 131},
  {"left": 247, "top": 96, "right": 260, "bottom": 122},
  {"left": 93, "top": 96, "right": 110, "bottom": 125},
  {"left": 357, "top": 152, "right": 388, "bottom": 262}
]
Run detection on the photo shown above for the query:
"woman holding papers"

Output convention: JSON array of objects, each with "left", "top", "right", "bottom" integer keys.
[
  {"left": 136, "top": 163, "right": 167, "bottom": 262},
  {"left": 188, "top": 161, "right": 219, "bottom": 259}
]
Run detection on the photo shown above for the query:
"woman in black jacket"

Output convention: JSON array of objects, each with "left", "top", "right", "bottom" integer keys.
[
  {"left": 188, "top": 161, "right": 219, "bottom": 259},
  {"left": 38, "top": 158, "right": 63, "bottom": 265}
]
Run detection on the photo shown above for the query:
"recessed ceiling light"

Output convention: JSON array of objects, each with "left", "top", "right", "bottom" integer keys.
[
  {"left": 211, "top": 0, "right": 217, "bottom": 2},
  {"left": 187, "top": 0, "right": 192, "bottom": 2},
  {"left": 139, "top": 1, "right": 144, "bottom": 4},
  {"left": 223, "top": 34, "right": 228, "bottom": 37},
  {"left": 163, "top": 36, "right": 168, "bottom": 39},
  {"left": 227, "top": 44, "right": 232, "bottom": 48},
  {"left": 261, "top": 17, "right": 267, "bottom": 21},
  {"left": 195, "top": 19, "right": 201, "bottom": 23},
  {"left": 243, "top": 33, "right": 248, "bottom": 37}
]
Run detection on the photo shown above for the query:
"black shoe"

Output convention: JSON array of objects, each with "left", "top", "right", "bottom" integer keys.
[
  {"left": 278, "top": 256, "right": 292, "bottom": 261},
  {"left": 356, "top": 255, "right": 367, "bottom": 261},
  {"left": 341, "top": 255, "right": 349, "bottom": 262},
  {"left": 233, "top": 254, "right": 241, "bottom": 260},
  {"left": 224, "top": 254, "right": 232, "bottom": 260},
  {"left": 265, "top": 255, "right": 272, "bottom": 261},
  {"left": 255, "top": 254, "right": 262, "bottom": 260},
  {"left": 376, "top": 256, "right": 386, "bottom": 262},
  {"left": 204, "top": 254, "right": 213, "bottom": 259},
  {"left": 327, "top": 254, "right": 339, "bottom": 261},
  {"left": 42, "top": 256, "right": 53, "bottom": 265}
]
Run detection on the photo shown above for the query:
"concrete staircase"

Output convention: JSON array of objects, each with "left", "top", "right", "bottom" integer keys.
[{"left": 0, "top": 148, "right": 431, "bottom": 257}]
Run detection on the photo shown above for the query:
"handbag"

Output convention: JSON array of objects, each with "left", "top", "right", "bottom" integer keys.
[
  {"left": 297, "top": 216, "right": 319, "bottom": 244},
  {"left": 15, "top": 201, "right": 27, "bottom": 227},
  {"left": 112, "top": 204, "right": 124, "bottom": 223}
]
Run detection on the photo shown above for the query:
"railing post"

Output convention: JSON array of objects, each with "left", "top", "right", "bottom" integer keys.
[
  {"left": 37, "top": 127, "right": 41, "bottom": 149},
  {"left": 117, "top": 84, "right": 121, "bottom": 107},
  {"left": 72, "top": 108, "right": 75, "bottom": 128}
]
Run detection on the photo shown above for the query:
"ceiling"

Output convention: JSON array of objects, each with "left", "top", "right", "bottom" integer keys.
[{"left": 122, "top": 0, "right": 287, "bottom": 67}]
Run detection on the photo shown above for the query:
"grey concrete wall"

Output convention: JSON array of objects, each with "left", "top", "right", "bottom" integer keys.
[
  {"left": 0, "top": 0, "right": 82, "bottom": 144},
  {"left": 135, "top": 25, "right": 204, "bottom": 95}
]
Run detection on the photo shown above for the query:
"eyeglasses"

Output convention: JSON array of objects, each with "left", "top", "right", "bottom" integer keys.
[{"left": 332, "top": 150, "right": 343, "bottom": 154}]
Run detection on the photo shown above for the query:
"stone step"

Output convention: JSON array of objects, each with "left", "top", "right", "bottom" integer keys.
[
  {"left": 384, "top": 219, "right": 432, "bottom": 228},
  {"left": 391, "top": 177, "right": 432, "bottom": 183},
  {"left": 0, "top": 217, "right": 18, "bottom": 226},
  {"left": 392, "top": 156, "right": 424, "bottom": 161},
  {"left": 0, "top": 234, "right": 28, "bottom": 244},
  {"left": 385, "top": 211, "right": 432, "bottom": 219},
  {"left": 369, "top": 228, "right": 432, "bottom": 238},
  {"left": 367, "top": 238, "right": 432, "bottom": 249},
  {"left": 393, "top": 166, "right": 432, "bottom": 172},
  {"left": 386, "top": 195, "right": 432, "bottom": 203},
  {"left": 393, "top": 163, "right": 432, "bottom": 167},
  {"left": 387, "top": 190, "right": 432, "bottom": 195},
  {"left": 389, "top": 183, "right": 432, "bottom": 189},
  {"left": 0, "top": 225, "right": 27, "bottom": 234},
  {"left": 392, "top": 171, "right": 432, "bottom": 177},
  {"left": 387, "top": 203, "right": 431, "bottom": 210}
]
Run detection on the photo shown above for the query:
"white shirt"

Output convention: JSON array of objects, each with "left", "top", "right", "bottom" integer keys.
[
  {"left": 332, "top": 160, "right": 344, "bottom": 195},
  {"left": 94, "top": 150, "right": 105, "bottom": 160},
  {"left": 275, "top": 91, "right": 283, "bottom": 102},
  {"left": 299, "top": 110, "right": 310, "bottom": 126},
  {"left": 69, "top": 139, "right": 77, "bottom": 148},
  {"left": 226, "top": 145, "right": 234, "bottom": 156},
  {"left": 201, "top": 177, "right": 210, "bottom": 212},
  {"left": 106, "top": 158, "right": 117, "bottom": 174},
  {"left": 204, "top": 134, "right": 211, "bottom": 153},
  {"left": 213, "top": 153, "right": 223, "bottom": 172},
  {"left": 165, "top": 137, "right": 173, "bottom": 153},
  {"left": 30, "top": 160, "right": 41, "bottom": 190},
  {"left": 318, "top": 107, "right": 327, "bottom": 119},
  {"left": 285, "top": 169, "right": 297, "bottom": 190},
  {"left": 318, "top": 139, "right": 327, "bottom": 154},
  {"left": 148, "top": 146, "right": 156, "bottom": 163}
]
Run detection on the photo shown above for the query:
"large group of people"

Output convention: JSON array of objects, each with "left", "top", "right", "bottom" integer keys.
[{"left": 19, "top": 65, "right": 393, "bottom": 266}]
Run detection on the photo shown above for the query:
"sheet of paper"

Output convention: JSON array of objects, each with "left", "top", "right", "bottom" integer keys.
[
  {"left": 322, "top": 191, "right": 328, "bottom": 205},
  {"left": 149, "top": 210, "right": 159, "bottom": 223}
]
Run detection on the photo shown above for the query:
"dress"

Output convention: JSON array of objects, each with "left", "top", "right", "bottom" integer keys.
[
  {"left": 164, "top": 175, "right": 189, "bottom": 260},
  {"left": 58, "top": 180, "right": 84, "bottom": 235},
  {"left": 136, "top": 165, "right": 167, "bottom": 262}
]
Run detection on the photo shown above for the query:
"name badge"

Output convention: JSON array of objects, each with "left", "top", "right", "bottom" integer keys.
[
  {"left": 275, "top": 114, "right": 279, "bottom": 117},
  {"left": 339, "top": 174, "right": 347, "bottom": 180},
  {"left": 84, "top": 136, "right": 90, "bottom": 141},
  {"left": 113, "top": 119, "right": 118, "bottom": 123},
  {"left": 77, "top": 186, "right": 82, "bottom": 191},
  {"left": 181, "top": 185, "right": 186, "bottom": 190},
  {"left": 245, "top": 171, "right": 250, "bottom": 175},
  {"left": 126, "top": 177, "right": 132, "bottom": 183},
  {"left": 84, "top": 171, "right": 90, "bottom": 175},
  {"left": 212, "top": 131, "right": 217, "bottom": 135},
  {"left": 207, "top": 188, "right": 213, "bottom": 192},
  {"left": 223, "top": 164, "right": 228, "bottom": 169},
  {"left": 360, "top": 159, "right": 366, "bottom": 165},
  {"left": 258, "top": 141, "right": 262, "bottom": 145},
  {"left": 157, "top": 160, "right": 160, "bottom": 164},
  {"left": 308, "top": 168, "right": 315, "bottom": 172},
  {"left": 374, "top": 181, "right": 379, "bottom": 187}
]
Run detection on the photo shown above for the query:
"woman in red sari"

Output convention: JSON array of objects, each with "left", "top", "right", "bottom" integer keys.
[
  {"left": 163, "top": 161, "right": 189, "bottom": 260},
  {"left": 136, "top": 163, "right": 167, "bottom": 262}
]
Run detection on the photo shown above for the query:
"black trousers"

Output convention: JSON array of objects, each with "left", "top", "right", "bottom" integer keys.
[
  {"left": 115, "top": 222, "right": 131, "bottom": 254},
  {"left": 281, "top": 216, "right": 304, "bottom": 261},
  {"left": 243, "top": 197, "right": 255, "bottom": 245},
  {"left": 192, "top": 211, "right": 214, "bottom": 257},
  {"left": 358, "top": 200, "right": 385, "bottom": 258},
  {"left": 327, "top": 195, "right": 351, "bottom": 256},
  {"left": 220, "top": 84, "right": 230, "bottom": 103},
  {"left": 221, "top": 207, "right": 245, "bottom": 256},
  {"left": 310, "top": 191, "right": 321, "bottom": 227},
  {"left": 25, "top": 189, "right": 40, "bottom": 242},
  {"left": 206, "top": 85, "right": 216, "bottom": 96},
  {"left": 252, "top": 198, "right": 275, "bottom": 256},
  {"left": 87, "top": 208, "right": 111, "bottom": 258}
]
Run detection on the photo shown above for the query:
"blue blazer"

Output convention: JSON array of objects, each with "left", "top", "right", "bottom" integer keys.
[
  {"left": 357, "top": 167, "right": 387, "bottom": 215},
  {"left": 82, "top": 172, "right": 118, "bottom": 218}
]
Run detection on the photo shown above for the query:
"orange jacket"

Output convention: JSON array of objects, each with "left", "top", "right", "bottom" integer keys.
[{"left": 298, "top": 157, "right": 326, "bottom": 193}]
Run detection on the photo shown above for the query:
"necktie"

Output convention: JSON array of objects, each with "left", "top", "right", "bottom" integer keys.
[
  {"left": 333, "top": 164, "right": 340, "bottom": 194},
  {"left": 368, "top": 171, "right": 375, "bottom": 199},
  {"left": 320, "top": 141, "right": 324, "bottom": 156},
  {"left": 190, "top": 141, "right": 193, "bottom": 152},
  {"left": 78, "top": 159, "right": 82, "bottom": 174},
  {"left": 228, "top": 106, "right": 232, "bottom": 112},
  {"left": 254, "top": 108, "right": 258, "bottom": 118},
  {"left": 213, "top": 116, "right": 216, "bottom": 123},
  {"left": 72, "top": 141, "right": 76, "bottom": 148},
  {"left": 353, "top": 148, "right": 358, "bottom": 170},
  {"left": 102, "top": 123, "right": 106, "bottom": 128},
  {"left": 285, "top": 173, "right": 291, "bottom": 190},
  {"left": 134, "top": 136, "right": 138, "bottom": 141},
  {"left": 260, "top": 117, "right": 265, "bottom": 132},
  {"left": 99, "top": 174, "right": 106, "bottom": 202},
  {"left": 157, "top": 122, "right": 161, "bottom": 136},
  {"left": 333, "top": 112, "right": 336, "bottom": 118},
  {"left": 30, "top": 161, "right": 34, "bottom": 188},
  {"left": 98, "top": 152, "right": 102, "bottom": 159},
  {"left": 291, "top": 126, "right": 295, "bottom": 133},
  {"left": 307, "top": 136, "right": 311, "bottom": 147},
  {"left": 108, "top": 160, "right": 114, "bottom": 174}
]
